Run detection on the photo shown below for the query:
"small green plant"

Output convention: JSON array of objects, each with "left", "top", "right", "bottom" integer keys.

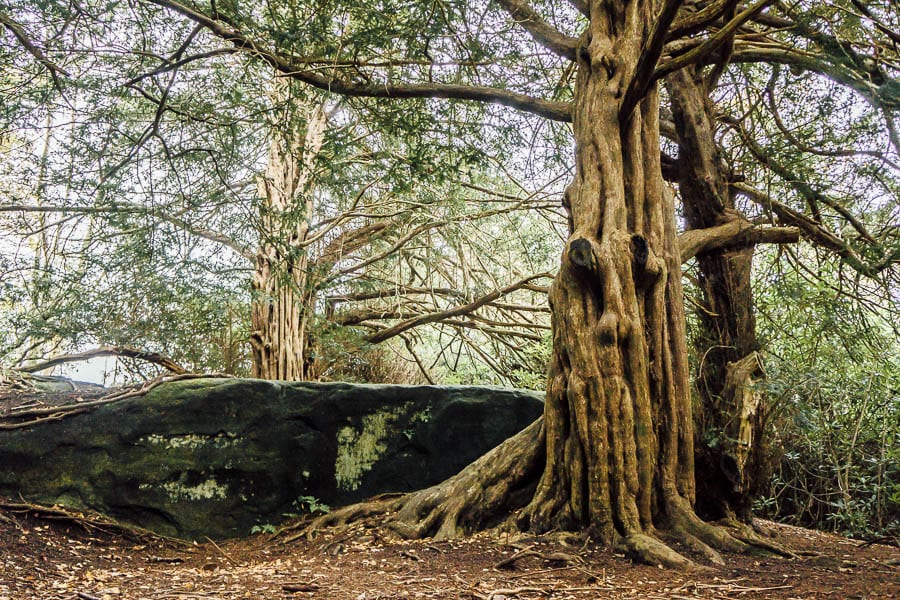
[
  {"left": 282, "top": 495, "right": 330, "bottom": 518},
  {"left": 250, "top": 523, "right": 277, "bottom": 535}
]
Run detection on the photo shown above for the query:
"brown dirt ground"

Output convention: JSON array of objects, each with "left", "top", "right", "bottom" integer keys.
[
  {"left": 0, "top": 502, "right": 897, "bottom": 600},
  {"left": 1, "top": 384, "right": 898, "bottom": 599}
]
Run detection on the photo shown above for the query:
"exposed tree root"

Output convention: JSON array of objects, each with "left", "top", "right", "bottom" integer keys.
[
  {"left": 0, "top": 500, "right": 191, "bottom": 547},
  {"left": 715, "top": 517, "right": 797, "bottom": 558},
  {"left": 288, "top": 419, "right": 545, "bottom": 544},
  {"left": 285, "top": 417, "right": 790, "bottom": 571},
  {"left": 494, "top": 546, "right": 583, "bottom": 570},
  {"left": 619, "top": 533, "right": 700, "bottom": 571}
]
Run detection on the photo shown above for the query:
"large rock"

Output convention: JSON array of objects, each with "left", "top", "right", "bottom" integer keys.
[{"left": 0, "top": 378, "right": 542, "bottom": 539}]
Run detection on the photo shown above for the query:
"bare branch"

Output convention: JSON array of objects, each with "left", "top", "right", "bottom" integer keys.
[
  {"left": 0, "top": 203, "right": 253, "bottom": 260},
  {"left": 733, "top": 183, "right": 899, "bottom": 277},
  {"left": 364, "top": 273, "right": 552, "bottom": 344},
  {"left": 0, "top": 11, "right": 69, "bottom": 84},
  {"left": 327, "top": 286, "right": 467, "bottom": 303}
]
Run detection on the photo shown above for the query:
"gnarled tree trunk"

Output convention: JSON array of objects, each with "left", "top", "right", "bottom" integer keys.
[
  {"left": 667, "top": 67, "right": 771, "bottom": 522},
  {"left": 514, "top": 12, "right": 721, "bottom": 565},
  {"left": 250, "top": 86, "right": 328, "bottom": 381},
  {"left": 313, "top": 2, "right": 770, "bottom": 570}
]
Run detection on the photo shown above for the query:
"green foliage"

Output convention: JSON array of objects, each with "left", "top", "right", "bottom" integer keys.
[
  {"left": 507, "top": 335, "right": 551, "bottom": 391},
  {"left": 249, "top": 523, "right": 277, "bottom": 535},
  {"left": 287, "top": 495, "right": 330, "bottom": 516},
  {"left": 250, "top": 495, "right": 330, "bottom": 534},
  {"left": 753, "top": 253, "right": 900, "bottom": 538},
  {"left": 0, "top": 0, "right": 563, "bottom": 381}
]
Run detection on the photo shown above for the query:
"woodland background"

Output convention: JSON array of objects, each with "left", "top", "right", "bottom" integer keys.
[{"left": 0, "top": 0, "right": 897, "bottom": 542}]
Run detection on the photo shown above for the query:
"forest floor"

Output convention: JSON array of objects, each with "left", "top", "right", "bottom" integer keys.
[
  {"left": 1, "top": 383, "right": 898, "bottom": 599},
  {"left": 0, "top": 501, "right": 897, "bottom": 600}
]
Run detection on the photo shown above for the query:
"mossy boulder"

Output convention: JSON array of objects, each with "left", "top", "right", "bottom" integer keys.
[{"left": 0, "top": 378, "right": 542, "bottom": 539}]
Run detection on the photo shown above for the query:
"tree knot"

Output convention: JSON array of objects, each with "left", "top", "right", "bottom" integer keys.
[{"left": 567, "top": 237, "right": 596, "bottom": 273}]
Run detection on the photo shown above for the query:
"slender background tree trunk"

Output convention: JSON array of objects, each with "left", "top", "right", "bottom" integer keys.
[{"left": 250, "top": 86, "right": 328, "bottom": 381}]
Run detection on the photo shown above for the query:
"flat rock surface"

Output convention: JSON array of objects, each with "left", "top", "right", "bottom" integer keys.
[{"left": 0, "top": 503, "right": 896, "bottom": 599}]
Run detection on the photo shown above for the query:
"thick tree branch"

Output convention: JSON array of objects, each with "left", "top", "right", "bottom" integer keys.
[
  {"left": 620, "top": 0, "right": 684, "bottom": 123},
  {"left": 655, "top": 0, "right": 772, "bottom": 81},
  {"left": 668, "top": 0, "right": 736, "bottom": 40},
  {"left": 311, "top": 221, "right": 391, "bottom": 269},
  {"left": 364, "top": 273, "right": 552, "bottom": 344},
  {"left": 145, "top": 0, "right": 572, "bottom": 122},
  {"left": 20, "top": 346, "right": 188, "bottom": 375},
  {"left": 678, "top": 220, "right": 798, "bottom": 262},
  {"left": 494, "top": 0, "right": 579, "bottom": 60}
]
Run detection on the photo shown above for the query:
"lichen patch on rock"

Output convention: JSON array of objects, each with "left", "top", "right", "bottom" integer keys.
[
  {"left": 161, "top": 477, "right": 229, "bottom": 502},
  {"left": 140, "top": 432, "right": 242, "bottom": 450},
  {"left": 335, "top": 404, "right": 413, "bottom": 491}
]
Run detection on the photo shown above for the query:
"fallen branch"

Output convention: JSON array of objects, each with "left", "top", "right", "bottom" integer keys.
[
  {"left": 204, "top": 535, "right": 240, "bottom": 566},
  {"left": 494, "top": 546, "right": 582, "bottom": 570},
  {"left": 469, "top": 586, "right": 548, "bottom": 600},
  {"left": 20, "top": 345, "right": 188, "bottom": 375},
  {"left": 282, "top": 583, "right": 320, "bottom": 592}
]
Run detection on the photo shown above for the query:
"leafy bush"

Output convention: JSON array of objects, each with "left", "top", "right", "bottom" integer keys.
[{"left": 753, "top": 257, "right": 899, "bottom": 539}]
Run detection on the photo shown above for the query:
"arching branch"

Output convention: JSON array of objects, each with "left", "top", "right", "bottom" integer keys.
[
  {"left": 678, "top": 220, "right": 798, "bottom": 262},
  {"left": 495, "top": 0, "right": 579, "bottom": 60},
  {"left": 146, "top": 0, "right": 573, "bottom": 122},
  {"left": 20, "top": 346, "right": 188, "bottom": 375}
]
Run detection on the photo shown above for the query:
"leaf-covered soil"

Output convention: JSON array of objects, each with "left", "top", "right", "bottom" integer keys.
[{"left": 0, "top": 501, "right": 897, "bottom": 600}]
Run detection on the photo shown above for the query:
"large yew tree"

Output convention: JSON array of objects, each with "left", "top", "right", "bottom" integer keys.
[
  {"left": 8, "top": 0, "right": 895, "bottom": 566},
  {"left": 129, "top": 0, "right": 812, "bottom": 567}
]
